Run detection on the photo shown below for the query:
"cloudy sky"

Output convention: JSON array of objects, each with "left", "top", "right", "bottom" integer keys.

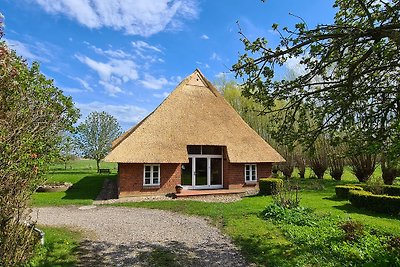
[{"left": 2, "top": 0, "right": 335, "bottom": 129}]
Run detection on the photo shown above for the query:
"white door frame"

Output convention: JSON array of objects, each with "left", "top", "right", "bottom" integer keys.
[{"left": 184, "top": 154, "right": 223, "bottom": 189}]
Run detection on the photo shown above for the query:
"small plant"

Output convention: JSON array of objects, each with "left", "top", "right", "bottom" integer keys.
[
  {"left": 339, "top": 219, "right": 364, "bottom": 242},
  {"left": 262, "top": 203, "right": 316, "bottom": 226},
  {"left": 386, "top": 236, "right": 400, "bottom": 255},
  {"left": 272, "top": 179, "right": 300, "bottom": 208}
]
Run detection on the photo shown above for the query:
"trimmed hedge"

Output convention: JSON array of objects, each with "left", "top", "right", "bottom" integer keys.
[
  {"left": 382, "top": 185, "right": 400, "bottom": 197},
  {"left": 348, "top": 190, "right": 400, "bottom": 215},
  {"left": 335, "top": 185, "right": 363, "bottom": 199},
  {"left": 259, "top": 178, "right": 283, "bottom": 195}
]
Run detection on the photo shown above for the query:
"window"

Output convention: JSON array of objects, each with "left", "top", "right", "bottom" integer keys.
[
  {"left": 187, "top": 145, "right": 223, "bottom": 155},
  {"left": 143, "top": 164, "right": 160, "bottom": 186},
  {"left": 245, "top": 164, "right": 257, "bottom": 182}
]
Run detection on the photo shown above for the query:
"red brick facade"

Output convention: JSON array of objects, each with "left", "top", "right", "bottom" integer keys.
[
  {"left": 118, "top": 163, "right": 181, "bottom": 197},
  {"left": 223, "top": 161, "right": 272, "bottom": 189},
  {"left": 118, "top": 161, "right": 272, "bottom": 197}
]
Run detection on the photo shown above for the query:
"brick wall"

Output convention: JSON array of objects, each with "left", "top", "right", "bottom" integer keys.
[
  {"left": 118, "top": 161, "right": 272, "bottom": 196},
  {"left": 224, "top": 162, "right": 272, "bottom": 189},
  {"left": 118, "top": 163, "right": 181, "bottom": 197}
]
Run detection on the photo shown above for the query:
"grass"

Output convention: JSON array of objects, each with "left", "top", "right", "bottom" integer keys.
[
  {"left": 32, "top": 160, "right": 117, "bottom": 206},
  {"left": 111, "top": 178, "right": 400, "bottom": 266},
  {"left": 31, "top": 159, "right": 400, "bottom": 266},
  {"left": 28, "top": 226, "right": 82, "bottom": 267}
]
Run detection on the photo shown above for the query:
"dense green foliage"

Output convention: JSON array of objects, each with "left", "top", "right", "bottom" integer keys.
[
  {"left": 335, "top": 185, "right": 363, "bottom": 199},
  {"left": 74, "top": 111, "right": 121, "bottom": 172},
  {"left": 0, "top": 31, "right": 78, "bottom": 265},
  {"left": 263, "top": 204, "right": 400, "bottom": 266},
  {"left": 233, "top": 0, "right": 400, "bottom": 158},
  {"left": 349, "top": 189, "right": 400, "bottom": 215},
  {"left": 259, "top": 178, "right": 283, "bottom": 195}
]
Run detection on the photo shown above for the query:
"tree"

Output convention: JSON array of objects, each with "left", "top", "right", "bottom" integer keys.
[
  {"left": 58, "top": 132, "right": 77, "bottom": 170},
  {"left": 0, "top": 27, "right": 78, "bottom": 265},
  {"left": 75, "top": 111, "right": 122, "bottom": 172},
  {"left": 233, "top": 0, "right": 400, "bottom": 157}
]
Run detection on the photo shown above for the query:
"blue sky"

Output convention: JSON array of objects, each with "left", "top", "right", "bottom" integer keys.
[{"left": 1, "top": 0, "right": 336, "bottom": 130}]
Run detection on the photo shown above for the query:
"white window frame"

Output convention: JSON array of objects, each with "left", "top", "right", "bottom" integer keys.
[
  {"left": 245, "top": 164, "right": 257, "bottom": 183},
  {"left": 143, "top": 164, "right": 160, "bottom": 186}
]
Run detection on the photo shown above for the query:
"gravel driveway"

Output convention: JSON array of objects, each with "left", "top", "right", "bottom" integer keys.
[{"left": 34, "top": 206, "right": 249, "bottom": 266}]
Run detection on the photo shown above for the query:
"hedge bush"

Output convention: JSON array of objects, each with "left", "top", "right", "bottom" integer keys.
[
  {"left": 382, "top": 185, "right": 400, "bottom": 197},
  {"left": 348, "top": 190, "right": 400, "bottom": 215},
  {"left": 335, "top": 185, "right": 363, "bottom": 199},
  {"left": 259, "top": 178, "right": 283, "bottom": 195}
]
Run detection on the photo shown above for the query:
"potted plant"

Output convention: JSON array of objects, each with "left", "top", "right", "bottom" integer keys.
[{"left": 175, "top": 184, "right": 183, "bottom": 194}]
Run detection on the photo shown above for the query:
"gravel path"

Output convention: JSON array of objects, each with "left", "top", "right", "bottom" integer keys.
[{"left": 34, "top": 206, "right": 249, "bottom": 267}]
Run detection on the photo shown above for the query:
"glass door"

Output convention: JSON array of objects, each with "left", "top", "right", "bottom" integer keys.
[
  {"left": 195, "top": 158, "right": 208, "bottom": 186},
  {"left": 210, "top": 158, "right": 222, "bottom": 186}
]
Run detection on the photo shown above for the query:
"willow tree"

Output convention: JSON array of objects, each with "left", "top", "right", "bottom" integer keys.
[
  {"left": 233, "top": 0, "right": 400, "bottom": 158},
  {"left": 0, "top": 24, "right": 79, "bottom": 265}
]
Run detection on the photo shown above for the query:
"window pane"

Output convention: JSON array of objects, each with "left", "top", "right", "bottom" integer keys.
[
  {"left": 187, "top": 145, "right": 201, "bottom": 154},
  {"left": 145, "top": 172, "right": 151, "bottom": 178},
  {"left": 144, "top": 178, "right": 150, "bottom": 184},
  {"left": 153, "top": 165, "right": 159, "bottom": 172},
  {"left": 153, "top": 178, "right": 159, "bottom": 184},
  {"left": 202, "top": 146, "right": 222, "bottom": 155},
  {"left": 153, "top": 172, "right": 159, "bottom": 178},
  {"left": 181, "top": 159, "right": 192, "bottom": 186},
  {"left": 245, "top": 165, "right": 250, "bottom": 172},
  {"left": 145, "top": 166, "right": 151, "bottom": 172}
]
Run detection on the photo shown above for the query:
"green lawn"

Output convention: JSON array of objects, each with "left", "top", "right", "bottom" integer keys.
[
  {"left": 28, "top": 227, "right": 82, "bottom": 267},
  {"left": 112, "top": 178, "right": 400, "bottom": 266},
  {"left": 32, "top": 160, "right": 117, "bottom": 206},
  {"left": 31, "top": 160, "right": 400, "bottom": 266}
]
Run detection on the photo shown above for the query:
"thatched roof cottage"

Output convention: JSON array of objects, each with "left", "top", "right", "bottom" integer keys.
[{"left": 105, "top": 69, "right": 284, "bottom": 197}]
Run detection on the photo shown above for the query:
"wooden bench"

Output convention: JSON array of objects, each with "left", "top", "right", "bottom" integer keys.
[{"left": 99, "top": 168, "right": 111, "bottom": 174}]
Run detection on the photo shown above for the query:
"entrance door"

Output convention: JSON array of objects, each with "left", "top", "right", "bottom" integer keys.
[
  {"left": 195, "top": 158, "right": 208, "bottom": 186},
  {"left": 181, "top": 156, "right": 222, "bottom": 189}
]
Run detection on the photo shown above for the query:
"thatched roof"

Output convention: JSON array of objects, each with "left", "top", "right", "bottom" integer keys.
[{"left": 105, "top": 69, "right": 284, "bottom": 163}]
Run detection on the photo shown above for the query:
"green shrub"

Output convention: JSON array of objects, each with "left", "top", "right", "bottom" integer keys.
[
  {"left": 348, "top": 190, "right": 400, "bottom": 215},
  {"left": 335, "top": 185, "right": 363, "bottom": 199},
  {"left": 382, "top": 185, "right": 400, "bottom": 197},
  {"left": 262, "top": 203, "right": 317, "bottom": 226},
  {"left": 259, "top": 178, "right": 283, "bottom": 196},
  {"left": 339, "top": 219, "right": 365, "bottom": 242}
]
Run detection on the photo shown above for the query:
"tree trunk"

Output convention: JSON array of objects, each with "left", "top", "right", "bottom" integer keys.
[
  {"left": 96, "top": 159, "right": 100, "bottom": 173},
  {"left": 64, "top": 161, "right": 67, "bottom": 170}
]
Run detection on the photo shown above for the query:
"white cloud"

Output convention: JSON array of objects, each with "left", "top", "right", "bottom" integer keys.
[
  {"left": 5, "top": 38, "right": 50, "bottom": 62},
  {"left": 132, "top": 40, "right": 162, "bottom": 53},
  {"left": 210, "top": 52, "right": 221, "bottom": 61},
  {"left": 73, "top": 77, "right": 94, "bottom": 92},
  {"left": 140, "top": 73, "right": 170, "bottom": 90},
  {"left": 99, "top": 81, "right": 123, "bottom": 96},
  {"left": 33, "top": 0, "right": 198, "bottom": 37},
  {"left": 215, "top": 72, "right": 226, "bottom": 79},
  {"left": 75, "top": 55, "right": 139, "bottom": 83},
  {"left": 85, "top": 42, "right": 133, "bottom": 59},
  {"left": 200, "top": 34, "right": 209, "bottom": 40},
  {"left": 284, "top": 56, "right": 306, "bottom": 77},
  {"left": 76, "top": 101, "right": 148, "bottom": 126},
  {"left": 153, "top": 92, "right": 170, "bottom": 98},
  {"left": 62, "top": 87, "right": 86, "bottom": 94}
]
